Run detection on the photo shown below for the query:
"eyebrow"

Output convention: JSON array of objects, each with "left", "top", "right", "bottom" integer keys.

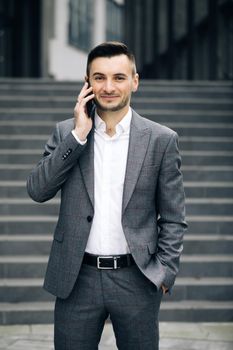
[{"left": 92, "top": 72, "right": 128, "bottom": 77}]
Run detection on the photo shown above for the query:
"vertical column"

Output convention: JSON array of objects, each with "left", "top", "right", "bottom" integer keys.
[
  {"left": 41, "top": 0, "right": 55, "bottom": 77},
  {"left": 167, "top": 0, "right": 175, "bottom": 79},
  {"left": 152, "top": 0, "right": 159, "bottom": 78},
  {"left": 134, "top": 0, "right": 143, "bottom": 72},
  {"left": 187, "top": 0, "right": 194, "bottom": 80},
  {"left": 93, "top": 0, "right": 106, "bottom": 45},
  {"left": 140, "top": 0, "right": 146, "bottom": 66},
  {"left": 123, "top": 0, "right": 128, "bottom": 43},
  {"left": 208, "top": 0, "right": 218, "bottom": 80}
]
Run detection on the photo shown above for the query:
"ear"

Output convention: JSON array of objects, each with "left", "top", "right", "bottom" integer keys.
[{"left": 132, "top": 73, "right": 139, "bottom": 92}]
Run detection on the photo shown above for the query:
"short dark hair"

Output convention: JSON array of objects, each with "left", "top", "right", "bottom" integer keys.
[{"left": 86, "top": 41, "right": 136, "bottom": 76}]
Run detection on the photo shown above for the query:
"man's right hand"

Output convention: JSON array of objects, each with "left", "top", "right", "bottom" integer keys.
[{"left": 73, "top": 82, "right": 95, "bottom": 141}]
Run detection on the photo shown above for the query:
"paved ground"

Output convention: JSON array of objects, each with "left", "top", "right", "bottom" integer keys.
[{"left": 0, "top": 322, "right": 232, "bottom": 350}]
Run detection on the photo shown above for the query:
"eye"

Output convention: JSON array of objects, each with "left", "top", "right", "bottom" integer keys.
[
  {"left": 94, "top": 76, "right": 104, "bottom": 81},
  {"left": 116, "top": 76, "right": 125, "bottom": 80}
]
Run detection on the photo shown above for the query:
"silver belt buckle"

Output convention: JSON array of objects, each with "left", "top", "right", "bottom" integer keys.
[{"left": 97, "top": 256, "right": 119, "bottom": 269}]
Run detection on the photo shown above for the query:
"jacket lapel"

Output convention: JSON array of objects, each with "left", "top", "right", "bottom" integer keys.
[
  {"left": 122, "top": 111, "right": 151, "bottom": 214},
  {"left": 78, "top": 128, "right": 95, "bottom": 208}
]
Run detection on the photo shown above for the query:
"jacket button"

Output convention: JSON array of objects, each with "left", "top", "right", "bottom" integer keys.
[{"left": 87, "top": 216, "right": 93, "bottom": 222}]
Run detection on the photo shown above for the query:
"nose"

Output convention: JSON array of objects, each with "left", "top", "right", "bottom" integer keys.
[{"left": 103, "top": 79, "right": 115, "bottom": 93}]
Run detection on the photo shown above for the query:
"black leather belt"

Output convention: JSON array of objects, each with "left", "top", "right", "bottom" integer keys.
[{"left": 83, "top": 252, "right": 135, "bottom": 270}]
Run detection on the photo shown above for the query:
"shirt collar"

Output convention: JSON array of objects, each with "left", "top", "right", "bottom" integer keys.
[{"left": 94, "top": 108, "right": 132, "bottom": 135}]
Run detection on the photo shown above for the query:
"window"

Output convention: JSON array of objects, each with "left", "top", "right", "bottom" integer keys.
[
  {"left": 106, "top": 0, "right": 124, "bottom": 41},
  {"left": 68, "top": 0, "right": 94, "bottom": 52}
]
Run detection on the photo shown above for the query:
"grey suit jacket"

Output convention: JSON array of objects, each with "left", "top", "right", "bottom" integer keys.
[{"left": 27, "top": 109, "right": 187, "bottom": 299}]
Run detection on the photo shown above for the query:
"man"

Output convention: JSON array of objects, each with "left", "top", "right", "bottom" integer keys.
[{"left": 27, "top": 41, "right": 187, "bottom": 350}]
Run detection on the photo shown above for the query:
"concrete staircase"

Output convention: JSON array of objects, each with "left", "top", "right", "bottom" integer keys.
[{"left": 0, "top": 79, "right": 232, "bottom": 324}]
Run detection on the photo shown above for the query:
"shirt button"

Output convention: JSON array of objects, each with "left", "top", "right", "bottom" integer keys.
[{"left": 87, "top": 216, "right": 93, "bottom": 222}]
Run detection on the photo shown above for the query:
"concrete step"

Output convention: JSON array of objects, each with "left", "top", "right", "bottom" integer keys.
[
  {"left": 179, "top": 137, "right": 233, "bottom": 151},
  {"left": 1, "top": 181, "right": 233, "bottom": 199},
  {"left": 1, "top": 120, "right": 233, "bottom": 137},
  {"left": 1, "top": 96, "right": 233, "bottom": 112},
  {"left": 182, "top": 166, "right": 233, "bottom": 181},
  {"left": 1, "top": 135, "right": 233, "bottom": 152},
  {"left": 0, "top": 277, "right": 232, "bottom": 302},
  {"left": 166, "top": 123, "right": 233, "bottom": 137},
  {"left": 0, "top": 255, "right": 232, "bottom": 279},
  {"left": 187, "top": 215, "right": 233, "bottom": 234},
  {"left": 169, "top": 278, "right": 233, "bottom": 301},
  {"left": 184, "top": 182, "right": 233, "bottom": 198},
  {"left": 0, "top": 199, "right": 60, "bottom": 216},
  {"left": 0, "top": 214, "right": 232, "bottom": 235},
  {"left": 159, "top": 300, "right": 233, "bottom": 322},
  {"left": 0, "top": 302, "right": 54, "bottom": 324},
  {"left": 186, "top": 198, "right": 233, "bottom": 216},
  {"left": 0, "top": 165, "right": 34, "bottom": 181},
  {"left": 0, "top": 78, "right": 232, "bottom": 91},
  {"left": 0, "top": 181, "right": 27, "bottom": 197},
  {"left": 0, "top": 77, "right": 232, "bottom": 86},
  {"left": 1, "top": 300, "right": 232, "bottom": 324},
  {"left": 0, "top": 198, "right": 232, "bottom": 216},
  {"left": 0, "top": 83, "right": 232, "bottom": 97},
  {"left": 1, "top": 165, "right": 232, "bottom": 182},
  {"left": 0, "top": 82, "right": 227, "bottom": 101},
  {"left": 1, "top": 107, "right": 233, "bottom": 124},
  {"left": 0, "top": 216, "right": 57, "bottom": 234},
  {"left": 0, "top": 121, "right": 55, "bottom": 134},
  {"left": 0, "top": 182, "right": 60, "bottom": 198},
  {"left": 0, "top": 135, "right": 47, "bottom": 149},
  {"left": 0, "top": 235, "right": 52, "bottom": 255},
  {"left": 181, "top": 151, "right": 233, "bottom": 166},
  {"left": 0, "top": 79, "right": 224, "bottom": 99},
  {"left": 1, "top": 149, "right": 233, "bottom": 166},
  {"left": 0, "top": 109, "right": 233, "bottom": 127},
  {"left": 0, "top": 279, "right": 54, "bottom": 302},
  {"left": 179, "top": 255, "right": 233, "bottom": 277},
  {"left": 183, "top": 235, "right": 233, "bottom": 254},
  {"left": 0, "top": 80, "right": 230, "bottom": 101},
  {"left": 1, "top": 234, "right": 232, "bottom": 256},
  {"left": 0, "top": 256, "right": 48, "bottom": 278}
]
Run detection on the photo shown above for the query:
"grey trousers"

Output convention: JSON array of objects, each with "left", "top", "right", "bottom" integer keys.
[{"left": 54, "top": 263, "right": 163, "bottom": 350}]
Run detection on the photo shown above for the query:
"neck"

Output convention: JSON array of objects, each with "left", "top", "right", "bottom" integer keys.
[{"left": 97, "top": 106, "right": 129, "bottom": 131}]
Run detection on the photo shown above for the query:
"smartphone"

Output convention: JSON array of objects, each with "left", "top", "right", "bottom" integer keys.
[{"left": 86, "top": 80, "right": 95, "bottom": 118}]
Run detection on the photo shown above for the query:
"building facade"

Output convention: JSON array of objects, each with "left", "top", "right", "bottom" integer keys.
[
  {"left": 125, "top": 0, "right": 233, "bottom": 80},
  {"left": 0, "top": 0, "right": 124, "bottom": 80},
  {"left": 0, "top": 0, "right": 232, "bottom": 80}
]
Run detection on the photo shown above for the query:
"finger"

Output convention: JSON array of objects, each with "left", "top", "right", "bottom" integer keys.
[
  {"left": 77, "top": 83, "right": 93, "bottom": 102},
  {"left": 80, "top": 81, "right": 89, "bottom": 93},
  {"left": 76, "top": 82, "right": 88, "bottom": 102},
  {"left": 77, "top": 93, "right": 95, "bottom": 104},
  {"left": 83, "top": 93, "right": 95, "bottom": 103}
]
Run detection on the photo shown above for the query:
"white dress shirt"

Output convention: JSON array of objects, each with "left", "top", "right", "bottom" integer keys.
[{"left": 83, "top": 108, "right": 132, "bottom": 255}]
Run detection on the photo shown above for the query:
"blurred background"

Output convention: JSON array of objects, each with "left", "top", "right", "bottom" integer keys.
[
  {"left": 0, "top": 0, "right": 233, "bottom": 80},
  {"left": 0, "top": 0, "right": 232, "bottom": 327}
]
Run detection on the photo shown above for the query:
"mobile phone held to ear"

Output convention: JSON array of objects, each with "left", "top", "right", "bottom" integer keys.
[{"left": 86, "top": 80, "right": 95, "bottom": 118}]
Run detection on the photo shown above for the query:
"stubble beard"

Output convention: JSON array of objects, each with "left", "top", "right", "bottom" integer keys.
[{"left": 94, "top": 94, "right": 131, "bottom": 112}]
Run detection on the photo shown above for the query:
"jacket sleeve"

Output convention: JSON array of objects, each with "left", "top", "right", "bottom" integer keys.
[
  {"left": 27, "top": 123, "right": 87, "bottom": 203},
  {"left": 156, "top": 132, "right": 187, "bottom": 289}
]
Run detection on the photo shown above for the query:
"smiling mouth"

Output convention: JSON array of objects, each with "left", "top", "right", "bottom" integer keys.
[{"left": 100, "top": 95, "right": 119, "bottom": 99}]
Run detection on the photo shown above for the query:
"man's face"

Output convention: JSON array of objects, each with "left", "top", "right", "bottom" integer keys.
[{"left": 87, "top": 54, "right": 139, "bottom": 113}]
